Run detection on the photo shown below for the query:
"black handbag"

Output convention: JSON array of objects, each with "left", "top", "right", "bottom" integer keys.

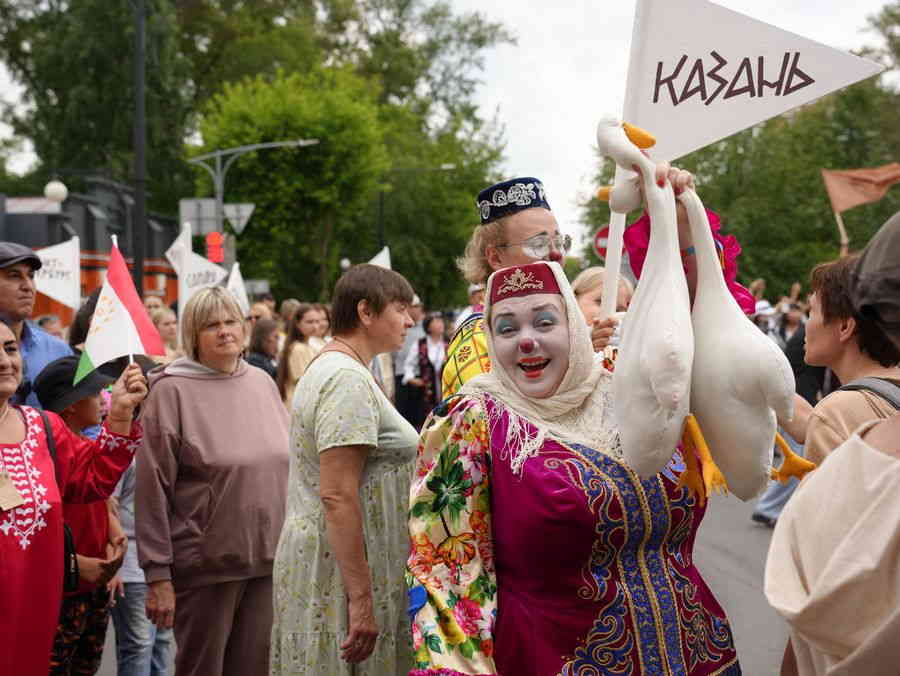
[{"left": 39, "top": 410, "right": 80, "bottom": 593}]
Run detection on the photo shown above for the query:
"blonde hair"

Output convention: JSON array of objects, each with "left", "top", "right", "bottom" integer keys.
[
  {"left": 456, "top": 219, "right": 508, "bottom": 284},
  {"left": 180, "top": 287, "right": 245, "bottom": 362},
  {"left": 571, "top": 266, "right": 606, "bottom": 297},
  {"left": 571, "top": 266, "right": 635, "bottom": 306},
  {"left": 150, "top": 307, "right": 175, "bottom": 328}
]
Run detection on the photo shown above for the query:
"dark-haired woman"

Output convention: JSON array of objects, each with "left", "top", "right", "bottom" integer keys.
[
  {"left": 402, "top": 313, "right": 447, "bottom": 429},
  {"left": 271, "top": 264, "right": 418, "bottom": 675},
  {"left": 0, "top": 321, "right": 146, "bottom": 676},
  {"left": 246, "top": 318, "right": 280, "bottom": 380},
  {"left": 276, "top": 304, "right": 322, "bottom": 406}
]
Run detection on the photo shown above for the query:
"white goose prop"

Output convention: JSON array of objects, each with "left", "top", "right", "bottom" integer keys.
[
  {"left": 676, "top": 189, "right": 815, "bottom": 500},
  {"left": 595, "top": 117, "right": 699, "bottom": 479}
]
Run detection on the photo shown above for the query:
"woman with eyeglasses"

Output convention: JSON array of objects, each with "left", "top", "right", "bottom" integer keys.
[
  {"left": 136, "top": 287, "right": 289, "bottom": 676},
  {"left": 444, "top": 177, "right": 628, "bottom": 399},
  {"left": 443, "top": 170, "right": 750, "bottom": 399}
]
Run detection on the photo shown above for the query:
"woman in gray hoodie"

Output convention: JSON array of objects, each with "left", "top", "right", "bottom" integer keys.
[{"left": 136, "top": 287, "right": 289, "bottom": 676}]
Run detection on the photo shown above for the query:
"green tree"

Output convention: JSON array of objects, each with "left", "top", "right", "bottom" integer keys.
[
  {"left": 0, "top": 0, "right": 191, "bottom": 211},
  {"left": 175, "top": 1, "right": 321, "bottom": 112},
  {"left": 196, "top": 67, "right": 388, "bottom": 300}
]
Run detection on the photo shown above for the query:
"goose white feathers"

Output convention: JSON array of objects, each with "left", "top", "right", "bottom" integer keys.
[
  {"left": 678, "top": 190, "right": 815, "bottom": 499},
  {"left": 596, "top": 117, "right": 694, "bottom": 477}
]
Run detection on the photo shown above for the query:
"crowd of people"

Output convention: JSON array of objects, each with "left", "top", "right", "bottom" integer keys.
[{"left": 0, "top": 170, "right": 898, "bottom": 676}]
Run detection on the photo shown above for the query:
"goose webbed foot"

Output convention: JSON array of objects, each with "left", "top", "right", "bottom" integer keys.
[
  {"left": 679, "top": 414, "right": 729, "bottom": 503},
  {"left": 770, "top": 432, "right": 817, "bottom": 484},
  {"left": 678, "top": 432, "right": 707, "bottom": 506}
]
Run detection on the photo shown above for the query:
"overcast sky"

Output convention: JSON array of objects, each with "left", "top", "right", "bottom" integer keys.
[
  {"left": 449, "top": 0, "right": 894, "bottom": 243},
  {"left": 2, "top": 0, "right": 894, "bottom": 244}
]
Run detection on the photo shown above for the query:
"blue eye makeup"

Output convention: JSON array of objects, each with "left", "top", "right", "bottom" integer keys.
[
  {"left": 534, "top": 310, "right": 559, "bottom": 328},
  {"left": 494, "top": 317, "right": 517, "bottom": 335}
]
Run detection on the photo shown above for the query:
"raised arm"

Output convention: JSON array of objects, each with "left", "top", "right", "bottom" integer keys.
[
  {"left": 55, "top": 364, "right": 146, "bottom": 503},
  {"left": 407, "top": 398, "right": 498, "bottom": 675}
]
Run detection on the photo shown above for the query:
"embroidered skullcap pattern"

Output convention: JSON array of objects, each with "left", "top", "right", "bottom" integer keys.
[
  {"left": 476, "top": 177, "right": 551, "bottom": 224},
  {"left": 489, "top": 263, "right": 560, "bottom": 304}
]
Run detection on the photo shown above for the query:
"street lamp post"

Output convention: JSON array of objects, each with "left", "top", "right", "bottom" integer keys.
[
  {"left": 377, "top": 163, "right": 456, "bottom": 249},
  {"left": 187, "top": 139, "right": 319, "bottom": 265},
  {"left": 131, "top": 0, "right": 147, "bottom": 296}
]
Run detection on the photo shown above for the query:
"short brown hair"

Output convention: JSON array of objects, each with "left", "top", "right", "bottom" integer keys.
[
  {"left": 810, "top": 256, "right": 900, "bottom": 367},
  {"left": 331, "top": 264, "right": 414, "bottom": 335},
  {"left": 457, "top": 218, "right": 508, "bottom": 284}
]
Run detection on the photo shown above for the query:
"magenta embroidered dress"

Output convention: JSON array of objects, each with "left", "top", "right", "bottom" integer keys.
[{"left": 407, "top": 395, "right": 740, "bottom": 676}]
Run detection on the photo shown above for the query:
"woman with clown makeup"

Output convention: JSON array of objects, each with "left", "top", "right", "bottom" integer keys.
[{"left": 406, "top": 261, "right": 740, "bottom": 675}]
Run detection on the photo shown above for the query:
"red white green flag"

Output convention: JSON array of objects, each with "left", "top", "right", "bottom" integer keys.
[{"left": 74, "top": 241, "right": 165, "bottom": 383}]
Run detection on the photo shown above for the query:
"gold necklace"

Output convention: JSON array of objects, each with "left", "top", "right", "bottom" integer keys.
[{"left": 331, "top": 337, "right": 368, "bottom": 367}]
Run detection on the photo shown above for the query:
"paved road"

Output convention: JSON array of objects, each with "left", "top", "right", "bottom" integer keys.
[
  {"left": 99, "top": 493, "right": 785, "bottom": 675},
  {"left": 695, "top": 493, "right": 787, "bottom": 675}
]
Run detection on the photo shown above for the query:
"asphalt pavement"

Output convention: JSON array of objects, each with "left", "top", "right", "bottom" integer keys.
[
  {"left": 695, "top": 493, "right": 788, "bottom": 675},
  {"left": 99, "top": 491, "right": 785, "bottom": 675}
]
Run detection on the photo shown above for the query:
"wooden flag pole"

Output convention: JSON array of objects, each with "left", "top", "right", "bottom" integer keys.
[{"left": 833, "top": 211, "right": 850, "bottom": 258}]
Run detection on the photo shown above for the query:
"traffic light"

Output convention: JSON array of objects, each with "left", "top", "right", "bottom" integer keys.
[{"left": 206, "top": 231, "right": 224, "bottom": 263}]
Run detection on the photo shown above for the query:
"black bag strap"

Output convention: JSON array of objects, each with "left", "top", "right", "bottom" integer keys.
[
  {"left": 38, "top": 410, "right": 61, "bottom": 485},
  {"left": 838, "top": 377, "right": 900, "bottom": 411}
]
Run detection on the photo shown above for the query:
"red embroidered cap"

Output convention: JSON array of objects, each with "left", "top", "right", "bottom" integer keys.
[{"left": 488, "top": 263, "right": 561, "bottom": 305}]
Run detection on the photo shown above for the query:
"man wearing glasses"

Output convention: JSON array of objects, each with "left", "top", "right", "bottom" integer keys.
[{"left": 443, "top": 169, "right": 696, "bottom": 398}]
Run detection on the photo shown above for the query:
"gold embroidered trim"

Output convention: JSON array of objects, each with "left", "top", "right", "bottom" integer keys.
[{"left": 497, "top": 268, "right": 544, "bottom": 296}]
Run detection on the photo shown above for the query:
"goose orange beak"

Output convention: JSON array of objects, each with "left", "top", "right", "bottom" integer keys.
[
  {"left": 623, "top": 122, "right": 656, "bottom": 149},
  {"left": 596, "top": 186, "right": 612, "bottom": 202}
]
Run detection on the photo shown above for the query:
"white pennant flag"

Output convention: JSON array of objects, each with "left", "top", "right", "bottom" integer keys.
[
  {"left": 178, "top": 250, "right": 228, "bottom": 311},
  {"left": 165, "top": 222, "right": 192, "bottom": 276},
  {"left": 226, "top": 262, "right": 251, "bottom": 316},
  {"left": 597, "top": 0, "right": 885, "bottom": 321},
  {"left": 624, "top": 0, "right": 885, "bottom": 161},
  {"left": 35, "top": 237, "right": 81, "bottom": 310},
  {"left": 369, "top": 246, "right": 391, "bottom": 270}
]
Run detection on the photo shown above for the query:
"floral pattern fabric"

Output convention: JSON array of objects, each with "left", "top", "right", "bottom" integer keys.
[
  {"left": 271, "top": 353, "right": 419, "bottom": 675},
  {"left": 407, "top": 395, "right": 740, "bottom": 676}
]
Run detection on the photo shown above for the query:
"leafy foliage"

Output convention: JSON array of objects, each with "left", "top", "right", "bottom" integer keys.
[
  {"left": 0, "top": 0, "right": 512, "bottom": 306},
  {"left": 0, "top": 0, "right": 192, "bottom": 212},
  {"left": 196, "top": 67, "right": 388, "bottom": 301}
]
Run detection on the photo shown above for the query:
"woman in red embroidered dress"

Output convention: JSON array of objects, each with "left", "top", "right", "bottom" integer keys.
[{"left": 0, "top": 321, "right": 146, "bottom": 676}]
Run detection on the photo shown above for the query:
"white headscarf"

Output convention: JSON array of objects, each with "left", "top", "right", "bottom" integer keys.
[{"left": 460, "top": 261, "right": 618, "bottom": 474}]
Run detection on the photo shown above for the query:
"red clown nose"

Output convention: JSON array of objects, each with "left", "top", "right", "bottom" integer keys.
[{"left": 519, "top": 337, "right": 535, "bottom": 353}]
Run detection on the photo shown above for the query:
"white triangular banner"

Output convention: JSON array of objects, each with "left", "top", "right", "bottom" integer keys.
[
  {"left": 35, "top": 237, "right": 81, "bottom": 310},
  {"left": 165, "top": 222, "right": 192, "bottom": 276},
  {"left": 226, "top": 262, "right": 251, "bottom": 315},
  {"left": 369, "top": 246, "right": 391, "bottom": 270},
  {"left": 178, "top": 251, "right": 228, "bottom": 311},
  {"left": 624, "top": 0, "right": 885, "bottom": 161}
]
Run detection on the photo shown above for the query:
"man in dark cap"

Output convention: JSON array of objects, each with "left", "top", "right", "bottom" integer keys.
[
  {"left": 0, "top": 241, "right": 72, "bottom": 405},
  {"left": 34, "top": 355, "right": 126, "bottom": 675}
]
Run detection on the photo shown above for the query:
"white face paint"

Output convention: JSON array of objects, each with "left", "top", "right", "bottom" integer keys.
[{"left": 490, "top": 293, "right": 570, "bottom": 399}]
